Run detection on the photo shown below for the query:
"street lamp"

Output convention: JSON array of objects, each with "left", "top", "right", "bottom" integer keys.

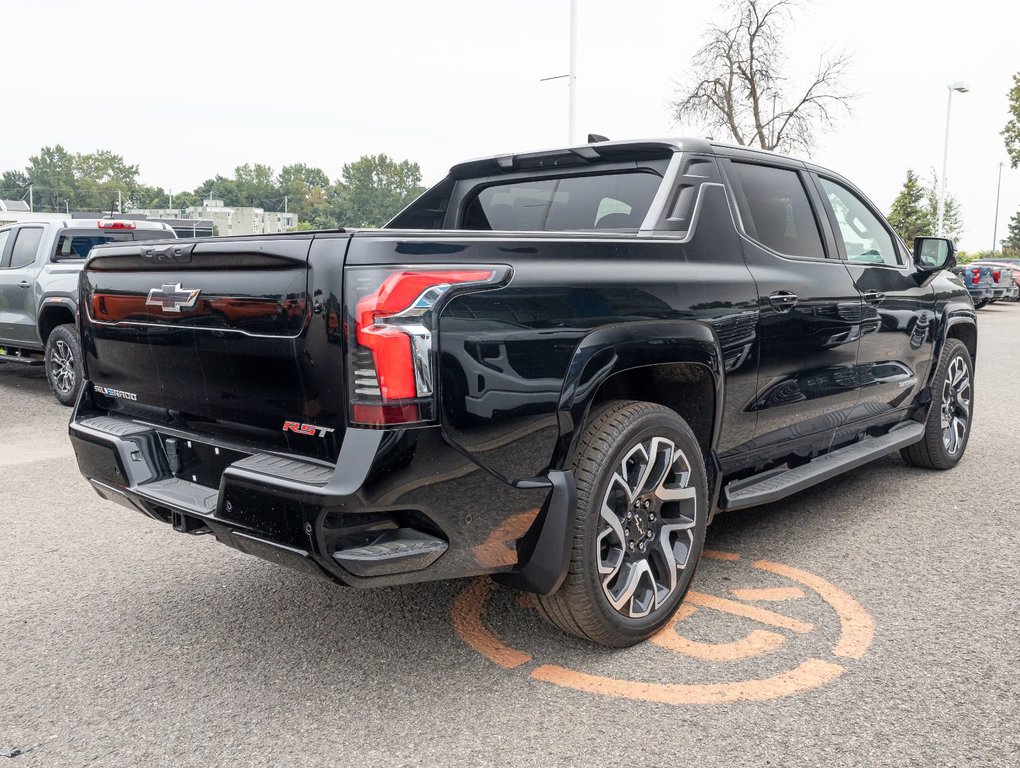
[
  {"left": 937, "top": 81, "right": 970, "bottom": 237},
  {"left": 992, "top": 161, "right": 1004, "bottom": 252}
]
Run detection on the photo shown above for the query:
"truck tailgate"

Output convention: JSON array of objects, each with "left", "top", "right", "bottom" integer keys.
[{"left": 81, "top": 236, "right": 347, "bottom": 459}]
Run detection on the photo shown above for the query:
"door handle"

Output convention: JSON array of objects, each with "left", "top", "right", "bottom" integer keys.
[
  {"left": 768, "top": 291, "right": 799, "bottom": 312},
  {"left": 864, "top": 291, "right": 885, "bottom": 304},
  {"left": 18, "top": 281, "right": 30, "bottom": 289}
]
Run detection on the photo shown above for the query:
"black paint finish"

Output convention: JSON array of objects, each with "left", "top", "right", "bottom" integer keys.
[{"left": 70, "top": 138, "right": 976, "bottom": 591}]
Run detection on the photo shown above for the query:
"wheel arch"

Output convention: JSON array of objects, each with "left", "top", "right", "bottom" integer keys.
[
  {"left": 552, "top": 320, "right": 724, "bottom": 476},
  {"left": 37, "top": 296, "right": 78, "bottom": 344}
]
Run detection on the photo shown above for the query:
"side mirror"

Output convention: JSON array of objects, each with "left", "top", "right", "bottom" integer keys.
[{"left": 913, "top": 237, "right": 956, "bottom": 272}]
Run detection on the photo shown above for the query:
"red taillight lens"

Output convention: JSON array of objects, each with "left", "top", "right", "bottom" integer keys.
[
  {"left": 97, "top": 220, "right": 136, "bottom": 229},
  {"left": 971, "top": 268, "right": 980, "bottom": 285},
  {"left": 992, "top": 269, "right": 1001, "bottom": 282},
  {"left": 346, "top": 266, "right": 505, "bottom": 427}
]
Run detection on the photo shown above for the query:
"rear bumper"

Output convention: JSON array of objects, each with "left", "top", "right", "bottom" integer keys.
[{"left": 69, "top": 390, "right": 572, "bottom": 592}]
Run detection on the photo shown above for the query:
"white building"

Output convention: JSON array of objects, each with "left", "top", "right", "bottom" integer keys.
[{"left": 132, "top": 200, "right": 298, "bottom": 236}]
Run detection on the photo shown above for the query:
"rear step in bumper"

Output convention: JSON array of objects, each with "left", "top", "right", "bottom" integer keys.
[
  {"left": 69, "top": 412, "right": 445, "bottom": 584},
  {"left": 720, "top": 422, "right": 925, "bottom": 511},
  {"left": 70, "top": 408, "right": 572, "bottom": 591}
]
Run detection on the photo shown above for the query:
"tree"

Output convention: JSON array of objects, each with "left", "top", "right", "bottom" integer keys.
[
  {"left": 887, "top": 170, "right": 933, "bottom": 245},
  {"left": 334, "top": 154, "right": 426, "bottom": 228},
  {"left": 924, "top": 171, "right": 963, "bottom": 243},
  {"left": 278, "top": 163, "right": 337, "bottom": 228},
  {"left": 0, "top": 170, "right": 30, "bottom": 202},
  {"left": 1003, "top": 72, "right": 1020, "bottom": 169},
  {"left": 671, "top": 0, "right": 853, "bottom": 154},
  {"left": 1003, "top": 209, "right": 1020, "bottom": 253},
  {"left": 233, "top": 163, "right": 276, "bottom": 208},
  {"left": 26, "top": 145, "right": 78, "bottom": 212}
]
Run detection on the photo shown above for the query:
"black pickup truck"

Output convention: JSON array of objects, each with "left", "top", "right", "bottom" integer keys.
[{"left": 69, "top": 138, "right": 977, "bottom": 647}]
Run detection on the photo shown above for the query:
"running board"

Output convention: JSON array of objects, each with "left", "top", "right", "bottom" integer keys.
[
  {"left": 0, "top": 350, "right": 43, "bottom": 366},
  {"left": 720, "top": 422, "right": 925, "bottom": 511}
]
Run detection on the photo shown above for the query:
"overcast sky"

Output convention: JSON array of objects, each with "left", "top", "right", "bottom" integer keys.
[{"left": 3, "top": 0, "right": 1018, "bottom": 250}]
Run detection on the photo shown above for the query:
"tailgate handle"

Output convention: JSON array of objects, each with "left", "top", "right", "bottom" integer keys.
[{"left": 141, "top": 243, "right": 195, "bottom": 263}]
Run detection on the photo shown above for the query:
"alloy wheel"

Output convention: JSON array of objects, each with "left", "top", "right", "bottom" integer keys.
[
  {"left": 940, "top": 355, "right": 971, "bottom": 456},
  {"left": 596, "top": 436, "right": 698, "bottom": 619},
  {"left": 50, "top": 340, "right": 76, "bottom": 395}
]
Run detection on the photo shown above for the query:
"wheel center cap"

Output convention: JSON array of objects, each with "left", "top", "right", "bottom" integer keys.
[{"left": 626, "top": 497, "right": 658, "bottom": 554}]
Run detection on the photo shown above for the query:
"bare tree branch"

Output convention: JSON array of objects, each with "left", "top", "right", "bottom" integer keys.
[{"left": 671, "top": 0, "right": 854, "bottom": 154}]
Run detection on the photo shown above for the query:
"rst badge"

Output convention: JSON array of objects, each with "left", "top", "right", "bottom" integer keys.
[
  {"left": 282, "top": 421, "right": 335, "bottom": 437},
  {"left": 146, "top": 283, "right": 201, "bottom": 313}
]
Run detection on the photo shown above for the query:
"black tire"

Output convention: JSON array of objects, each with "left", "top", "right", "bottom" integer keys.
[
  {"left": 901, "top": 338, "right": 973, "bottom": 470},
  {"left": 975, "top": 299, "right": 988, "bottom": 309},
  {"left": 535, "top": 400, "right": 708, "bottom": 647},
  {"left": 44, "top": 324, "right": 83, "bottom": 407}
]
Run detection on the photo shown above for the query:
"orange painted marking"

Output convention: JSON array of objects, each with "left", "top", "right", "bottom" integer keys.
[
  {"left": 730, "top": 586, "right": 806, "bottom": 602},
  {"left": 530, "top": 658, "right": 846, "bottom": 705},
  {"left": 451, "top": 578, "right": 532, "bottom": 669},
  {"left": 685, "top": 591, "right": 814, "bottom": 634},
  {"left": 702, "top": 549, "right": 741, "bottom": 561},
  {"left": 470, "top": 510, "right": 539, "bottom": 569},
  {"left": 651, "top": 603, "right": 787, "bottom": 660},
  {"left": 753, "top": 560, "right": 875, "bottom": 659}
]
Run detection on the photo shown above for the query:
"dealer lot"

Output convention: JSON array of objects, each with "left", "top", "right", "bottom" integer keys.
[{"left": 1, "top": 307, "right": 1018, "bottom": 767}]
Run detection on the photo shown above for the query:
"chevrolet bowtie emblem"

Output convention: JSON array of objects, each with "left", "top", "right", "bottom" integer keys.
[{"left": 146, "top": 283, "right": 202, "bottom": 313}]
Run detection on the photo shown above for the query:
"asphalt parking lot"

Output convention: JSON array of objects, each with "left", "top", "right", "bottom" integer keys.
[{"left": 1, "top": 305, "right": 1018, "bottom": 768}]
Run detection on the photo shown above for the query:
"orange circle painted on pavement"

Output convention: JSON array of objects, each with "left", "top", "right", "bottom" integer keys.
[{"left": 452, "top": 551, "right": 876, "bottom": 705}]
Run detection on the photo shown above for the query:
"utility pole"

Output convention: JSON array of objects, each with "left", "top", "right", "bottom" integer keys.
[
  {"left": 117, "top": 189, "right": 122, "bottom": 215},
  {"left": 169, "top": 188, "right": 173, "bottom": 209},
  {"left": 28, "top": 185, "right": 33, "bottom": 212},
  {"left": 284, "top": 195, "right": 288, "bottom": 214},
  {"left": 992, "top": 162, "right": 1004, "bottom": 252}
]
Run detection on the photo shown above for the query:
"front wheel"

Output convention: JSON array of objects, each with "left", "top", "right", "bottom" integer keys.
[
  {"left": 901, "top": 339, "right": 973, "bottom": 470},
  {"left": 44, "top": 324, "right": 83, "bottom": 407},
  {"left": 535, "top": 400, "right": 708, "bottom": 647}
]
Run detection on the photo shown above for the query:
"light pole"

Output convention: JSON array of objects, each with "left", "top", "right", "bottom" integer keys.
[
  {"left": 992, "top": 162, "right": 1004, "bottom": 252},
  {"left": 937, "top": 81, "right": 970, "bottom": 237},
  {"left": 539, "top": 0, "right": 578, "bottom": 144}
]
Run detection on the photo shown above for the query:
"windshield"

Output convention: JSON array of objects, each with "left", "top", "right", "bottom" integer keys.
[
  {"left": 53, "top": 229, "right": 168, "bottom": 260},
  {"left": 462, "top": 171, "right": 661, "bottom": 232}
]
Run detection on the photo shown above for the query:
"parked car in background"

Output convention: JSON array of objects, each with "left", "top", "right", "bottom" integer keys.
[
  {"left": 972, "top": 261, "right": 1019, "bottom": 302},
  {"left": 954, "top": 263, "right": 994, "bottom": 308},
  {"left": 0, "top": 218, "right": 177, "bottom": 403}
]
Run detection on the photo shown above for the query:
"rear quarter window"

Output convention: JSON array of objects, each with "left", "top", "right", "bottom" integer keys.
[{"left": 461, "top": 172, "right": 661, "bottom": 231}]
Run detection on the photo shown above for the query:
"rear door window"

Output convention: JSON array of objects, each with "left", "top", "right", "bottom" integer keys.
[
  {"left": 731, "top": 162, "right": 826, "bottom": 258},
  {"left": 8, "top": 227, "right": 44, "bottom": 269},
  {"left": 462, "top": 172, "right": 661, "bottom": 231}
]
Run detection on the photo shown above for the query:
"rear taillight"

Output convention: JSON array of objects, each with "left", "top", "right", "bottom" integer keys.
[
  {"left": 97, "top": 220, "right": 136, "bottom": 229},
  {"left": 346, "top": 266, "right": 507, "bottom": 427},
  {"left": 992, "top": 269, "right": 1001, "bottom": 282},
  {"left": 971, "top": 268, "right": 980, "bottom": 285}
]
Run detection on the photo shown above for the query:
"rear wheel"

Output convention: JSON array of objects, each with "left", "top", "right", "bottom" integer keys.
[
  {"left": 901, "top": 338, "right": 973, "bottom": 470},
  {"left": 44, "top": 324, "right": 83, "bottom": 407},
  {"left": 974, "top": 299, "right": 989, "bottom": 309},
  {"left": 535, "top": 400, "right": 707, "bottom": 647}
]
